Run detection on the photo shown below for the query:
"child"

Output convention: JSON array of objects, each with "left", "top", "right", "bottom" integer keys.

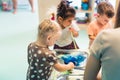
[
  {"left": 26, "top": 19, "right": 75, "bottom": 80},
  {"left": 87, "top": 2, "right": 114, "bottom": 48},
  {"left": 54, "top": 0, "right": 80, "bottom": 50},
  {"left": 12, "top": 0, "right": 34, "bottom": 14},
  {"left": 87, "top": 2, "right": 114, "bottom": 80}
]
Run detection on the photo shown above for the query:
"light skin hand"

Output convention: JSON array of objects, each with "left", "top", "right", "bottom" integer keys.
[
  {"left": 69, "top": 27, "right": 78, "bottom": 37},
  {"left": 53, "top": 62, "right": 75, "bottom": 72},
  {"left": 88, "top": 35, "right": 95, "bottom": 48},
  {"left": 69, "top": 27, "right": 75, "bottom": 32},
  {"left": 89, "top": 35, "right": 95, "bottom": 40},
  {"left": 68, "top": 62, "right": 75, "bottom": 69}
]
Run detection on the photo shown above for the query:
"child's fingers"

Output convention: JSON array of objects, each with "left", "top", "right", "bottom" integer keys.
[{"left": 69, "top": 27, "right": 74, "bottom": 32}]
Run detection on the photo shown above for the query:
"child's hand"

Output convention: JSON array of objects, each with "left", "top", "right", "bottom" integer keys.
[
  {"left": 69, "top": 27, "right": 78, "bottom": 37},
  {"left": 68, "top": 62, "right": 75, "bottom": 69},
  {"left": 69, "top": 27, "right": 75, "bottom": 32},
  {"left": 89, "top": 35, "right": 95, "bottom": 40}
]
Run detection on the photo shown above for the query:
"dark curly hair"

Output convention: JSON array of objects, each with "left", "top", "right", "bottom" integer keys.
[{"left": 57, "top": 0, "right": 76, "bottom": 20}]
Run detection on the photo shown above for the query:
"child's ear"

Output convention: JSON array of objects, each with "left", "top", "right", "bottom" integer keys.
[
  {"left": 47, "top": 35, "right": 52, "bottom": 42},
  {"left": 47, "top": 35, "right": 51, "bottom": 41},
  {"left": 97, "top": 13, "right": 100, "bottom": 17},
  {"left": 58, "top": 16, "right": 63, "bottom": 22},
  {"left": 46, "top": 35, "right": 51, "bottom": 45}
]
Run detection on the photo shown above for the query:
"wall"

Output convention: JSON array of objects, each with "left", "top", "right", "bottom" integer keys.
[{"left": 38, "top": 0, "right": 60, "bottom": 22}]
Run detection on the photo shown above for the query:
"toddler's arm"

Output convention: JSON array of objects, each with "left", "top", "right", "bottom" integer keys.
[
  {"left": 88, "top": 35, "right": 96, "bottom": 47},
  {"left": 53, "top": 62, "right": 74, "bottom": 72}
]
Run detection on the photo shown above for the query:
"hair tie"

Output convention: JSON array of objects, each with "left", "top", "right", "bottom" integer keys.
[{"left": 66, "top": 1, "right": 72, "bottom": 6}]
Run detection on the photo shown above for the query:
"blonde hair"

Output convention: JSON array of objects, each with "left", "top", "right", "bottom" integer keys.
[{"left": 37, "top": 19, "right": 61, "bottom": 41}]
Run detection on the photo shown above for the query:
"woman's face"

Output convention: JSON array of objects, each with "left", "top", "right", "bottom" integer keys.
[{"left": 58, "top": 17, "right": 75, "bottom": 29}]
